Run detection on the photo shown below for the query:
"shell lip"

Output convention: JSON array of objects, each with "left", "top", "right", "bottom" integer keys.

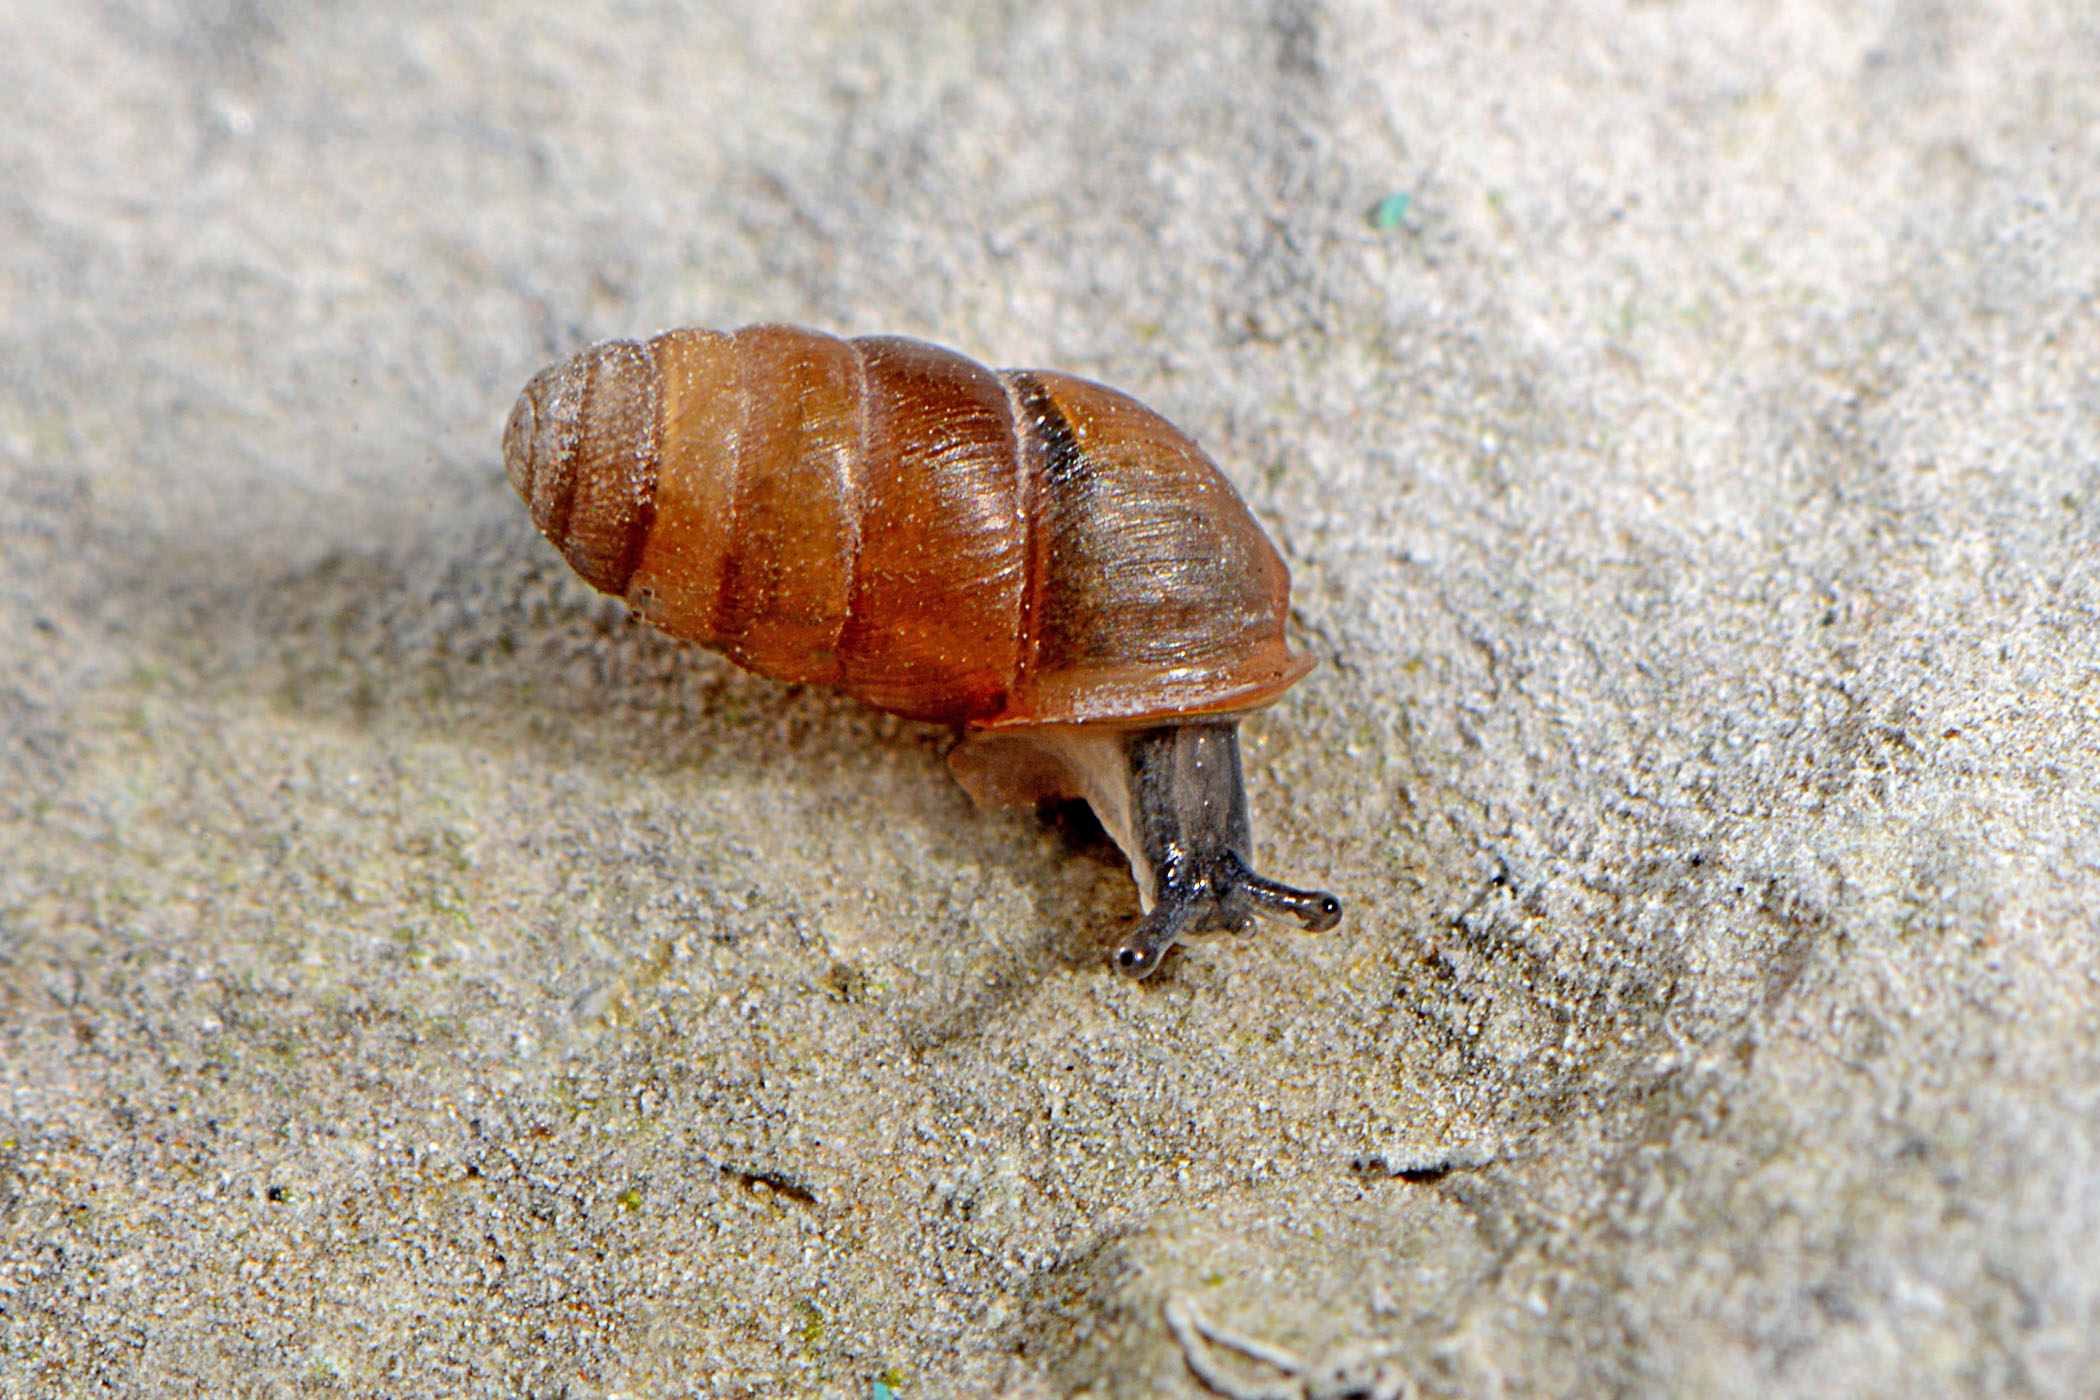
[{"left": 970, "top": 651, "right": 1318, "bottom": 730}]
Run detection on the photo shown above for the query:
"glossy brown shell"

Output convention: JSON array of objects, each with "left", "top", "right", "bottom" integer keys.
[{"left": 502, "top": 324, "right": 1313, "bottom": 727}]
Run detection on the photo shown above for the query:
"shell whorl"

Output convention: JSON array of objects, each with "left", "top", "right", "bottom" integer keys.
[{"left": 502, "top": 340, "right": 661, "bottom": 597}]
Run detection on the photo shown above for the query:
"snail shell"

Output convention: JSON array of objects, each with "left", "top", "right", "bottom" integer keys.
[
  {"left": 502, "top": 323, "right": 1311, "bottom": 727},
  {"left": 504, "top": 323, "right": 1338, "bottom": 977}
]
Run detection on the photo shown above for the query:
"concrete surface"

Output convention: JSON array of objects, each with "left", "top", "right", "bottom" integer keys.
[{"left": 3, "top": 1, "right": 2097, "bottom": 1396}]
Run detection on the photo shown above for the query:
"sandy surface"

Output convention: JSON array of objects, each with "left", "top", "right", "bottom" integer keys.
[{"left": 4, "top": 1, "right": 2098, "bottom": 1396}]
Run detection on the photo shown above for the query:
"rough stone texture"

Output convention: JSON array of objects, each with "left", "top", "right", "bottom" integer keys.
[{"left": 3, "top": 1, "right": 2097, "bottom": 1396}]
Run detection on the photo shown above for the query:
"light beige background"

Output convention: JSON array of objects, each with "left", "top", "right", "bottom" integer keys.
[{"left": 3, "top": 1, "right": 2096, "bottom": 1396}]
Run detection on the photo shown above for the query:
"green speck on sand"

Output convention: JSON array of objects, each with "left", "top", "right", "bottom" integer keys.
[{"left": 1371, "top": 191, "right": 1412, "bottom": 229}]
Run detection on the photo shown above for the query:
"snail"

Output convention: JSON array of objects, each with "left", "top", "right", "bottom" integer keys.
[{"left": 502, "top": 323, "right": 1341, "bottom": 977}]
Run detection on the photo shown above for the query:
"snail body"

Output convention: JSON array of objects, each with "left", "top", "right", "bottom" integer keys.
[{"left": 504, "top": 323, "right": 1340, "bottom": 976}]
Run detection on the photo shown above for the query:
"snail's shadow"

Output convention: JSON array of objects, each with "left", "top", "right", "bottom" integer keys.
[{"left": 98, "top": 472, "right": 1132, "bottom": 1037}]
